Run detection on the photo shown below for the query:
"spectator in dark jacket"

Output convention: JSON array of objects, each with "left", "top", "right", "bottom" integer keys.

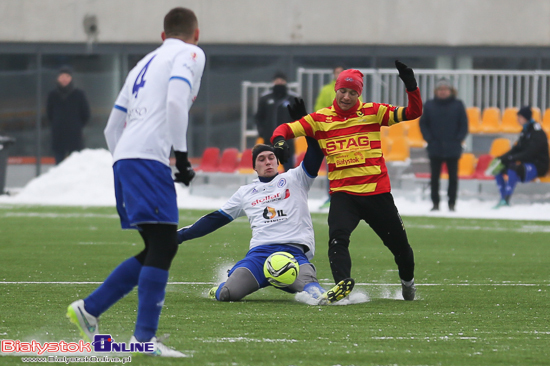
[
  {"left": 420, "top": 79, "right": 468, "bottom": 212},
  {"left": 255, "top": 71, "right": 298, "bottom": 171},
  {"left": 47, "top": 66, "right": 91, "bottom": 164},
  {"left": 493, "top": 106, "right": 549, "bottom": 208}
]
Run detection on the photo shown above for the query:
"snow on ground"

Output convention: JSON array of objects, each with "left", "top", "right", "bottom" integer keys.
[{"left": 1, "top": 149, "right": 549, "bottom": 221}]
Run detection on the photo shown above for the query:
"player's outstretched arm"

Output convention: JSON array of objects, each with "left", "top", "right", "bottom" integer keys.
[
  {"left": 395, "top": 60, "right": 423, "bottom": 120},
  {"left": 177, "top": 210, "right": 233, "bottom": 244},
  {"left": 301, "top": 137, "right": 324, "bottom": 177}
]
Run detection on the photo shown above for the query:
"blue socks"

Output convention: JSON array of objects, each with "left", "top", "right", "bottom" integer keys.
[
  {"left": 84, "top": 257, "right": 142, "bottom": 317},
  {"left": 495, "top": 169, "right": 521, "bottom": 200},
  {"left": 303, "top": 282, "right": 326, "bottom": 299},
  {"left": 134, "top": 266, "right": 169, "bottom": 342}
]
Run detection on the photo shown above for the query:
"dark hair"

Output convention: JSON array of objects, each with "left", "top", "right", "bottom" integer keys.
[
  {"left": 164, "top": 7, "right": 198, "bottom": 38},
  {"left": 272, "top": 71, "right": 287, "bottom": 81}
]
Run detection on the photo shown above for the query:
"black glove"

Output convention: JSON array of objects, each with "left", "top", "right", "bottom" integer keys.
[
  {"left": 174, "top": 151, "right": 195, "bottom": 186},
  {"left": 395, "top": 60, "right": 417, "bottom": 92},
  {"left": 272, "top": 136, "right": 291, "bottom": 165},
  {"left": 287, "top": 97, "right": 308, "bottom": 121}
]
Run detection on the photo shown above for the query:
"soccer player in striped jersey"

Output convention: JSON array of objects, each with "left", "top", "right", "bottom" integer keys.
[
  {"left": 177, "top": 138, "right": 354, "bottom": 305},
  {"left": 66, "top": 8, "right": 204, "bottom": 357},
  {"left": 271, "top": 61, "right": 422, "bottom": 300}
]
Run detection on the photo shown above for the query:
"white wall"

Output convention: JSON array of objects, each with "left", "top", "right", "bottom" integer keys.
[{"left": 1, "top": 0, "right": 549, "bottom": 46}]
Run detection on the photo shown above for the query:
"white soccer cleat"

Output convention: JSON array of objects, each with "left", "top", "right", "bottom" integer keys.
[
  {"left": 401, "top": 279, "right": 416, "bottom": 301},
  {"left": 66, "top": 299, "right": 99, "bottom": 342},
  {"left": 130, "top": 335, "right": 190, "bottom": 358}
]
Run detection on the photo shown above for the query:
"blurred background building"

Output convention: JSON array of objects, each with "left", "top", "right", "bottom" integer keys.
[{"left": 1, "top": 0, "right": 550, "bottom": 172}]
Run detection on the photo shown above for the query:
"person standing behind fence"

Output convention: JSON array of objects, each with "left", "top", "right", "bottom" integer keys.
[
  {"left": 419, "top": 79, "right": 468, "bottom": 212},
  {"left": 46, "top": 66, "right": 90, "bottom": 164},
  {"left": 255, "top": 71, "right": 298, "bottom": 171},
  {"left": 493, "top": 106, "right": 549, "bottom": 208}
]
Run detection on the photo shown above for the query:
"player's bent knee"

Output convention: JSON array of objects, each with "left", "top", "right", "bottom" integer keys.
[{"left": 287, "top": 263, "right": 318, "bottom": 293}]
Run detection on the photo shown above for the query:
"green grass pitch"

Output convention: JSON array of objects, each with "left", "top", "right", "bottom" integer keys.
[{"left": 0, "top": 205, "right": 549, "bottom": 365}]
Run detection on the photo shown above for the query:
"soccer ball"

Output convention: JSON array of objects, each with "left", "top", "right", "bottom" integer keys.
[{"left": 263, "top": 252, "right": 300, "bottom": 288}]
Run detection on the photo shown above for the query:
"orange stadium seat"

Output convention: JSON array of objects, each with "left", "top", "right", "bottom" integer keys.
[
  {"left": 404, "top": 118, "right": 425, "bottom": 148},
  {"left": 480, "top": 107, "right": 501, "bottom": 133},
  {"left": 294, "top": 152, "right": 306, "bottom": 167},
  {"left": 542, "top": 108, "right": 550, "bottom": 134},
  {"left": 380, "top": 134, "right": 392, "bottom": 157},
  {"left": 294, "top": 136, "right": 307, "bottom": 156},
  {"left": 489, "top": 138, "right": 511, "bottom": 157},
  {"left": 218, "top": 148, "right": 240, "bottom": 173},
  {"left": 473, "top": 154, "right": 495, "bottom": 180},
  {"left": 196, "top": 147, "right": 220, "bottom": 172},
  {"left": 532, "top": 107, "right": 541, "bottom": 123},
  {"left": 387, "top": 122, "right": 408, "bottom": 140},
  {"left": 467, "top": 107, "right": 482, "bottom": 133},
  {"left": 384, "top": 136, "right": 410, "bottom": 161},
  {"left": 237, "top": 148, "right": 254, "bottom": 174},
  {"left": 500, "top": 107, "right": 521, "bottom": 133},
  {"left": 458, "top": 153, "right": 476, "bottom": 179}
]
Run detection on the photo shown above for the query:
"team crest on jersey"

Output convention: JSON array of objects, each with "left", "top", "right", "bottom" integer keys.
[
  {"left": 191, "top": 52, "right": 197, "bottom": 61},
  {"left": 277, "top": 178, "right": 287, "bottom": 188}
]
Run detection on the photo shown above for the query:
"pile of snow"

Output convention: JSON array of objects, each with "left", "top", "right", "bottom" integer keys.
[{"left": 1, "top": 149, "right": 549, "bottom": 221}]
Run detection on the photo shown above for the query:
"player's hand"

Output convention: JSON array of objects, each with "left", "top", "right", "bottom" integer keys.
[
  {"left": 395, "top": 60, "right": 417, "bottom": 91},
  {"left": 174, "top": 151, "right": 195, "bottom": 186},
  {"left": 287, "top": 97, "right": 308, "bottom": 121},
  {"left": 500, "top": 154, "right": 514, "bottom": 166},
  {"left": 272, "top": 136, "right": 291, "bottom": 164}
]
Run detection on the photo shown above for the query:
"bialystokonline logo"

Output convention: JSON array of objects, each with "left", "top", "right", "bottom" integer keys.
[{"left": 2, "top": 334, "right": 153, "bottom": 355}]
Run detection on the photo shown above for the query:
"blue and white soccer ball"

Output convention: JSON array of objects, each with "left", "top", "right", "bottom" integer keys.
[{"left": 263, "top": 252, "right": 300, "bottom": 288}]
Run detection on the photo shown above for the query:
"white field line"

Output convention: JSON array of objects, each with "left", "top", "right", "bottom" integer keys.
[{"left": 0, "top": 281, "right": 548, "bottom": 286}]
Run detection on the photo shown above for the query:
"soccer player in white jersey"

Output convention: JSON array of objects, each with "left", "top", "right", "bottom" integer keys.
[
  {"left": 177, "top": 135, "right": 355, "bottom": 304},
  {"left": 66, "top": 8, "right": 204, "bottom": 358}
]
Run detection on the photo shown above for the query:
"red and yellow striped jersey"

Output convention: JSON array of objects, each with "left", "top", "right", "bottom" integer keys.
[{"left": 272, "top": 89, "right": 422, "bottom": 196}]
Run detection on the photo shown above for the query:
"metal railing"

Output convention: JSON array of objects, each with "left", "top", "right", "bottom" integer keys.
[{"left": 241, "top": 68, "right": 550, "bottom": 150}]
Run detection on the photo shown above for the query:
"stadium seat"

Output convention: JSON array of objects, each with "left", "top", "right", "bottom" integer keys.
[
  {"left": 294, "top": 152, "right": 306, "bottom": 167},
  {"left": 218, "top": 148, "right": 240, "bottom": 173},
  {"left": 500, "top": 107, "right": 521, "bottom": 133},
  {"left": 480, "top": 107, "right": 501, "bottom": 133},
  {"left": 404, "top": 118, "right": 425, "bottom": 148},
  {"left": 542, "top": 108, "right": 550, "bottom": 133},
  {"left": 294, "top": 136, "right": 307, "bottom": 156},
  {"left": 237, "top": 148, "right": 254, "bottom": 174},
  {"left": 489, "top": 137, "right": 511, "bottom": 157},
  {"left": 458, "top": 153, "right": 477, "bottom": 179},
  {"left": 473, "top": 154, "right": 495, "bottom": 180},
  {"left": 380, "top": 134, "right": 392, "bottom": 157},
  {"left": 467, "top": 107, "right": 482, "bottom": 133},
  {"left": 387, "top": 122, "right": 408, "bottom": 140},
  {"left": 196, "top": 147, "right": 220, "bottom": 172},
  {"left": 532, "top": 107, "right": 541, "bottom": 123},
  {"left": 384, "top": 136, "right": 410, "bottom": 161}
]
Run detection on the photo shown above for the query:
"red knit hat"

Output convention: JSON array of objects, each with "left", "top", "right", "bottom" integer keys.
[{"left": 335, "top": 69, "right": 364, "bottom": 95}]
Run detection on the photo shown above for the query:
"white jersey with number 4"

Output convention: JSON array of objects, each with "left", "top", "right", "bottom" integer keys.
[
  {"left": 110, "top": 38, "right": 205, "bottom": 165},
  {"left": 220, "top": 164, "right": 316, "bottom": 259}
]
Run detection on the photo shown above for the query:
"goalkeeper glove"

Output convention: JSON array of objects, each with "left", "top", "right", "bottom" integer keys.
[
  {"left": 287, "top": 97, "right": 308, "bottom": 120},
  {"left": 395, "top": 60, "right": 418, "bottom": 92},
  {"left": 174, "top": 151, "right": 195, "bottom": 186},
  {"left": 272, "top": 136, "right": 290, "bottom": 165}
]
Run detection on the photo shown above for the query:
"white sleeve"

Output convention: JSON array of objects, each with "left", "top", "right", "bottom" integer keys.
[
  {"left": 220, "top": 189, "right": 246, "bottom": 220},
  {"left": 166, "top": 79, "right": 190, "bottom": 152},
  {"left": 104, "top": 84, "right": 129, "bottom": 154},
  {"left": 289, "top": 165, "right": 316, "bottom": 192}
]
